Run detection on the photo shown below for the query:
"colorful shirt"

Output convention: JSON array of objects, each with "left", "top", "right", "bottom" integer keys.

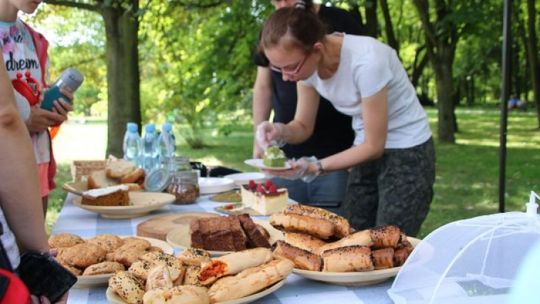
[{"left": 0, "top": 18, "right": 50, "bottom": 164}]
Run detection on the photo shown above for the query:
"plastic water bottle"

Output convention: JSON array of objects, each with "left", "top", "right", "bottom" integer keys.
[
  {"left": 142, "top": 123, "right": 158, "bottom": 172},
  {"left": 157, "top": 122, "right": 176, "bottom": 167},
  {"left": 123, "top": 122, "right": 142, "bottom": 166}
]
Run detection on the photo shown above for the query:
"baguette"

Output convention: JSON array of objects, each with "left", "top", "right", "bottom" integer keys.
[
  {"left": 370, "top": 225, "right": 401, "bottom": 249},
  {"left": 198, "top": 248, "right": 273, "bottom": 285},
  {"left": 208, "top": 258, "right": 293, "bottom": 303}
]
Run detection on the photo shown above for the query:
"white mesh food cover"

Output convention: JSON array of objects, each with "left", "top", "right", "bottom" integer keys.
[{"left": 388, "top": 192, "right": 540, "bottom": 304}]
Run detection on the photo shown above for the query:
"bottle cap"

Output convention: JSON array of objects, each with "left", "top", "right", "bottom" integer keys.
[
  {"left": 144, "top": 168, "right": 171, "bottom": 192},
  {"left": 162, "top": 122, "right": 172, "bottom": 133},
  {"left": 145, "top": 123, "right": 156, "bottom": 133},
  {"left": 56, "top": 68, "right": 84, "bottom": 92},
  {"left": 127, "top": 122, "right": 138, "bottom": 133}
]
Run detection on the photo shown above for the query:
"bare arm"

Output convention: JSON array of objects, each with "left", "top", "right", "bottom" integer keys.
[
  {"left": 252, "top": 67, "right": 274, "bottom": 158},
  {"left": 0, "top": 58, "right": 48, "bottom": 253},
  {"left": 319, "top": 87, "right": 389, "bottom": 172},
  {"left": 278, "top": 82, "right": 320, "bottom": 144}
]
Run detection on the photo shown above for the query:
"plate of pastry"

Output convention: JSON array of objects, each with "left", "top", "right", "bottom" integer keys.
[
  {"left": 166, "top": 214, "right": 283, "bottom": 256},
  {"left": 106, "top": 248, "right": 293, "bottom": 304},
  {"left": 48, "top": 233, "right": 174, "bottom": 288},
  {"left": 72, "top": 186, "right": 175, "bottom": 218},
  {"left": 244, "top": 159, "right": 291, "bottom": 171},
  {"left": 287, "top": 236, "right": 421, "bottom": 286}
]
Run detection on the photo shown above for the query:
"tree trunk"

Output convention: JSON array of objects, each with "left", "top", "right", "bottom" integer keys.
[
  {"left": 525, "top": 0, "right": 540, "bottom": 128},
  {"left": 102, "top": 5, "right": 141, "bottom": 157},
  {"left": 364, "top": 0, "right": 378, "bottom": 38},
  {"left": 433, "top": 55, "right": 456, "bottom": 141},
  {"left": 379, "top": 0, "right": 399, "bottom": 56}
]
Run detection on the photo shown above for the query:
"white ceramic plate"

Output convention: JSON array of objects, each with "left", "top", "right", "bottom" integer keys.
[
  {"left": 73, "top": 192, "right": 175, "bottom": 219},
  {"left": 292, "top": 237, "right": 421, "bottom": 286},
  {"left": 166, "top": 220, "right": 284, "bottom": 256},
  {"left": 199, "top": 177, "right": 236, "bottom": 195},
  {"left": 224, "top": 172, "right": 267, "bottom": 187},
  {"left": 74, "top": 236, "right": 174, "bottom": 288},
  {"left": 106, "top": 279, "right": 286, "bottom": 304},
  {"left": 244, "top": 159, "right": 291, "bottom": 171}
]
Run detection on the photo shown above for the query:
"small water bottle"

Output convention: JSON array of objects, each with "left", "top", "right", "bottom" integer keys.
[
  {"left": 123, "top": 122, "right": 142, "bottom": 166},
  {"left": 157, "top": 122, "right": 176, "bottom": 167},
  {"left": 143, "top": 123, "right": 158, "bottom": 172}
]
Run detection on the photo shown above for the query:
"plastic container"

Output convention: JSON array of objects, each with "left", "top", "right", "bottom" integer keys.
[
  {"left": 388, "top": 191, "right": 540, "bottom": 304},
  {"left": 122, "top": 122, "right": 142, "bottom": 166},
  {"left": 157, "top": 122, "right": 176, "bottom": 166},
  {"left": 142, "top": 123, "right": 158, "bottom": 172},
  {"left": 167, "top": 170, "right": 200, "bottom": 204},
  {"left": 144, "top": 156, "right": 199, "bottom": 204}
]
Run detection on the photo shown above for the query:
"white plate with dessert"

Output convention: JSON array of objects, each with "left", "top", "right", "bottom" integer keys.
[
  {"left": 291, "top": 237, "right": 421, "bottom": 286},
  {"left": 73, "top": 187, "right": 175, "bottom": 219},
  {"left": 166, "top": 218, "right": 284, "bottom": 256},
  {"left": 199, "top": 177, "right": 236, "bottom": 195},
  {"left": 244, "top": 159, "right": 291, "bottom": 171},
  {"left": 224, "top": 172, "right": 267, "bottom": 187}
]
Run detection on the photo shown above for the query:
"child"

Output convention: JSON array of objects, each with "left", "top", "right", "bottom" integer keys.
[{"left": 0, "top": 0, "right": 74, "bottom": 216}]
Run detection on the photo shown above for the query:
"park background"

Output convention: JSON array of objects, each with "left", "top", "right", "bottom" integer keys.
[{"left": 25, "top": 0, "right": 540, "bottom": 236}]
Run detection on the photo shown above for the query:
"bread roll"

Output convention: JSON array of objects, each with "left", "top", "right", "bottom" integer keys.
[
  {"left": 109, "top": 271, "right": 145, "bottom": 304},
  {"left": 208, "top": 258, "right": 293, "bottom": 303},
  {"left": 321, "top": 246, "right": 374, "bottom": 272},
  {"left": 370, "top": 225, "right": 401, "bottom": 249},
  {"left": 372, "top": 248, "right": 395, "bottom": 269},
  {"left": 273, "top": 240, "right": 322, "bottom": 271},
  {"left": 318, "top": 229, "right": 372, "bottom": 254},
  {"left": 198, "top": 248, "right": 273, "bottom": 285},
  {"left": 283, "top": 232, "right": 326, "bottom": 254},
  {"left": 146, "top": 264, "right": 173, "bottom": 291},
  {"left": 120, "top": 168, "right": 145, "bottom": 184},
  {"left": 282, "top": 205, "right": 350, "bottom": 238},
  {"left": 270, "top": 212, "right": 335, "bottom": 240},
  {"left": 106, "top": 159, "right": 137, "bottom": 179}
]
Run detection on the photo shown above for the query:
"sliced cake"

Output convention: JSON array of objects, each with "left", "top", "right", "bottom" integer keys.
[
  {"left": 263, "top": 146, "right": 287, "bottom": 167},
  {"left": 81, "top": 185, "right": 130, "bottom": 206},
  {"left": 241, "top": 180, "right": 288, "bottom": 216}
]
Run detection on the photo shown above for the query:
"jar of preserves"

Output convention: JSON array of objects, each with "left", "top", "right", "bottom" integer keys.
[{"left": 167, "top": 170, "right": 199, "bottom": 204}]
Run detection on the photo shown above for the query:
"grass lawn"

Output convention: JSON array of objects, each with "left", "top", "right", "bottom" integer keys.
[{"left": 47, "top": 107, "right": 540, "bottom": 237}]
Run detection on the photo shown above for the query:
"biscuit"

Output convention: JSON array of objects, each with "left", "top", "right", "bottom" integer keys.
[
  {"left": 56, "top": 259, "right": 82, "bottom": 276},
  {"left": 109, "top": 271, "right": 145, "bottom": 304},
  {"left": 48, "top": 233, "right": 84, "bottom": 249},
  {"left": 58, "top": 243, "right": 107, "bottom": 268},
  {"left": 122, "top": 237, "right": 151, "bottom": 251},
  {"left": 145, "top": 264, "right": 173, "bottom": 291},
  {"left": 82, "top": 261, "right": 125, "bottom": 276},
  {"left": 87, "top": 234, "right": 123, "bottom": 252},
  {"left": 110, "top": 247, "right": 147, "bottom": 267},
  {"left": 177, "top": 248, "right": 210, "bottom": 266},
  {"left": 138, "top": 252, "right": 184, "bottom": 281},
  {"left": 128, "top": 260, "right": 154, "bottom": 280}
]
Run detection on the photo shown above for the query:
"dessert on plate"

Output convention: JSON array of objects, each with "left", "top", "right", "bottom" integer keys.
[
  {"left": 263, "top": 146, "right": 287, "bottom": 168},
  {"left": 81, "top": 184, "right": 130, "bottom": 206},
  {"left": 240, "top": 180, "right": 288, "bottom": 216}
]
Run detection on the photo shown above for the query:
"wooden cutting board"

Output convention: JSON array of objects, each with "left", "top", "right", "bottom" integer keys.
[{"left": 136, "top": 212, "right": 219, "bottom": 240}]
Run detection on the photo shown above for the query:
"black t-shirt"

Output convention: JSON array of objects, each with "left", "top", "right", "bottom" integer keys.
[{"left": 254, "top": 6, "right": 362, "bottom": 159}]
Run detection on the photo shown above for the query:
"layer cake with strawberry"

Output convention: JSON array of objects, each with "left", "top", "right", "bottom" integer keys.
[{"left": 240, "top": 180, "right": 288, "bottom": 215}]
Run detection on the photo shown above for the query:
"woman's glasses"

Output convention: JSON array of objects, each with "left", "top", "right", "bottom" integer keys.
[{"left": 270, "top": 52, "right": 310, "bottom": 75}]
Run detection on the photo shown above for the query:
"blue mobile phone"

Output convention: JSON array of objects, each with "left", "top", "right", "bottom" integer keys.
[{"left": 41, "top": 86, "right": 68, "bottom": 111}]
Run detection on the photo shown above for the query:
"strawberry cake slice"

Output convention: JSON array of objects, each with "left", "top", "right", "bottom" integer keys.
[{"left": 240, "top": 180, "right": 288, "bottom": 215}]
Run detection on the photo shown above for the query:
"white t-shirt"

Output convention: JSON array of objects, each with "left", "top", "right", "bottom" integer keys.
[
  {"left": 0, "top": 19, "right": 50, "bottom": 164},
  {"left": 302, "top": 34, "right": 431, "bottom": 149}
]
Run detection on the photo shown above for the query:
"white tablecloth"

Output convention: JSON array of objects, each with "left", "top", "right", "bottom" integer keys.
[{"left": 53, "top": 193, "right": 394, "bottom": 304}]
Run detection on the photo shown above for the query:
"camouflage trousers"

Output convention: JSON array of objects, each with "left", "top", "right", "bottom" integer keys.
[{"left": 343, "top": 137, "right": 435, "bottom": 236}]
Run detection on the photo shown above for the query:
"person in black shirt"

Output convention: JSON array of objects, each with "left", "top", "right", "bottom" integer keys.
[{"left": 252, "top": 0, "right": 362, "bottom": 214}]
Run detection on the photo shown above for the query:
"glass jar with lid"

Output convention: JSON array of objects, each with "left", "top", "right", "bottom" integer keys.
[
  {"left": 144, "top": 156, "right": 200, "bottom": 204},
  {"left": 165, "top": 156, "right": 199, "bottom": 204}
]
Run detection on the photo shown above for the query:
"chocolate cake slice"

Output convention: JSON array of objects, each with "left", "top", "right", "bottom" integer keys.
[{"left": 238, "top": 214, "right": 271, "bottom": 248}]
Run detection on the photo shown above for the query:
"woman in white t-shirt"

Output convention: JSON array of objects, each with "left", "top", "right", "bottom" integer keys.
[{"left": 255, "top": 6, "right": 435, "bottom": 236}]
